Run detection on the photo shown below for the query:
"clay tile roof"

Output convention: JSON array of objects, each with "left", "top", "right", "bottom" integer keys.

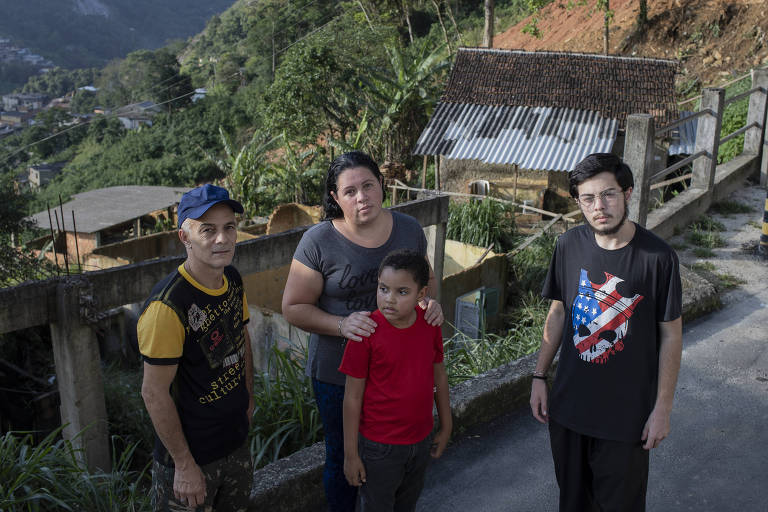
[{"left": 441, "top": 48, "right": 679, "bottom": 129}]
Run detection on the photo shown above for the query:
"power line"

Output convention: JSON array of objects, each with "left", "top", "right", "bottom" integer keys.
[{"left": 275, "top": 12, "right": 340, "bottom": 56}]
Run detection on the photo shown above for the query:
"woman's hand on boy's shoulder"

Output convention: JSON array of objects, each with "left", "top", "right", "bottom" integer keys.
[
  {"left": 421, "top": 297, "right": 444, "bottom": 326},
  {"left": 431, "top": 429, "right": 450, "bottom": 459},
  {"left": 344, "top": 454, "right": 367, "bottom": 487}
]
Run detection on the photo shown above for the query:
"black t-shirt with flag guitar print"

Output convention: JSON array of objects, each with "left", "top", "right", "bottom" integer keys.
[{"left": 542, "top": 223, "right": 682, "bottom": 443}]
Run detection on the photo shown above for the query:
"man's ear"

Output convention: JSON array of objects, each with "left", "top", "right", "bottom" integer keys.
[
  {"left": 179, "top": 228, "right": 188, "bottom": 246},
  {"left": 624, "top": 186, "right": 633, "bottom": 202}
]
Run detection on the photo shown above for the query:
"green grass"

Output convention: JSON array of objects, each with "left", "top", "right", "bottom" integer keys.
[
  {"left": 690, "top": 261, "right": 716, "bottom": 272},
  {"left": 0, "top": 428, "right": 150, "bottom": 511},
  {"left": 102, "top": 364, "right": 154, "bottom": 470},
  {"left": 718, "top": 79, "right": 750, "bottom": 164},
  {"left": 447, "top": 198, "right": 517, "bottom": 253},
  {"left": 686, "top": 216, "right": 726, "bottom": 249},
  {"left": 248, "top": 342, "right": 322, "bottom": 469},
  {"left": 692, "top": 247, "right": 716, "bottom": 258},
  {"left": 444, "top": 292, "right": 547, "bottom": 386},
  {"left": 687, "top": 231, "right": 726, "bottom": 248},
  {"left": 711, "top": 200, "right": 754, "bottom": 215},
  {"left": 671, "top": 242, "right": 689, "bottom": 251},
  {"left": 715, "top": 272, "right": 746, "bottom": 290},
  {"left": 747, "top": 220, "right": 762, "bottom": 229}
]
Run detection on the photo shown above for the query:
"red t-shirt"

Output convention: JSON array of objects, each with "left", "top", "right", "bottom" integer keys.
[{"left": 339, "top": 307, "right": 444, "bottom": 445}]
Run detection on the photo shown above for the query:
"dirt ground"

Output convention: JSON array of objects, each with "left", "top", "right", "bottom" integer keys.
[{"left": 494, "top": 0, "right": 768, "bottom": 92}]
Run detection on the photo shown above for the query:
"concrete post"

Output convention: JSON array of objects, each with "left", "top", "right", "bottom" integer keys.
[
  {"left": 746, "top": 69, "right": 768, "bottom": 186},
  {"left": 692, "top": 88, "right": 725, "bottom": 192},
  {"left": 623, "top": 114, "right": 655, "bottom": 227},
  {"left": 49, "top": 279, "right": 110, "bottom": 472},
  {"left": 744, "top": 69, "right": 768, "bottom": 156},
  {"left": 432, "top": 221, "right": 446, "bottom": 303}
]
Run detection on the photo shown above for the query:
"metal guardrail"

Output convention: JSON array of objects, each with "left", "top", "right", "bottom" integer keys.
[
  {"left": 650, "top": 150, "right": 708, "bottom": 183},
  {"left": 655, "top": 109, "right": 715, "bottom": 136},
  {"left": 723, "top": 86, "right": 766, "bottom": 106},
  {"left": 720, "top": 122, "right": 761, "bottom": 145}
]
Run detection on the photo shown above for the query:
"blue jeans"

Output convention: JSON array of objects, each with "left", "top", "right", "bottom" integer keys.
[
  {"left": 313, "top": 378, "right": 358, "bottom": 512},
  {"left": 357, "top": 433, "right": 433, "bottom": 512}
]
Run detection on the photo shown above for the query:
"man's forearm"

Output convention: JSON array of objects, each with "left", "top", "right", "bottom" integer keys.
[
  {"left": 244, "top": 329, "right": 254, "bottom": 397},
  {"left": 144, "top": 390, "right": 196, "bottom": 467},
  {"left": 654, "top": 317, "right": 683, "bottom": 412},
  {"left": 534, "top": 300, "right": 565, "bottom": 374}
]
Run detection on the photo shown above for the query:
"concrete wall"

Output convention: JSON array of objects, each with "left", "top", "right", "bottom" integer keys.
[{"left": 443, "top": 239, "right": 497, "bottom": 276}]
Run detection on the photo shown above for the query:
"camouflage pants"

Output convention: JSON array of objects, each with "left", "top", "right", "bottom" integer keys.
[{"left": 151, "top": 442, "right": 252, "bottom": 512}]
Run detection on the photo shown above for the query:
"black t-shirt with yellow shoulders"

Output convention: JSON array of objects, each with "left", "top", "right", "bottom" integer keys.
[{"left": 138, "top": 264, "right": 250, "bottom": 466}]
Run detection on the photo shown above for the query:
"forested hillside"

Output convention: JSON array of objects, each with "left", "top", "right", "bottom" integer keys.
[
  {"left": 0, "top": 0, "right": 236, "bottom": 92},
  {"left": 1, "top": 0, "right": 533, "bottom": 223},
  {"left": 1, "top": 0, "right": 764, "bottom": 241}
]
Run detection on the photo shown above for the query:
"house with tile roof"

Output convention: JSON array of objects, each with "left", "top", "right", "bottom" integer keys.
[{"left": 413, "top": 48, "right": 678, "bottom": 211}]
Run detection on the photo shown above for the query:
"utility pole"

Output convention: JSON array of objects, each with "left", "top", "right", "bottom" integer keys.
[
  {"left": 483, "top": 0, "right": 495, "bottom": 48},
  {"left": 759, "top": 188, "right": 768, "bottom": 259},
  {"left": 603, "top": 0, "right": 610, "bottom": 55}
]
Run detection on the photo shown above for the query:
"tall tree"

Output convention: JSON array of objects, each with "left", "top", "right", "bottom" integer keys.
[{"left": 361, "top": 41, "right": 450, "bottom": 164}]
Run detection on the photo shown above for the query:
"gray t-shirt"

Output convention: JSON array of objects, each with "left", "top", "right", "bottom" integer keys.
[{"left": 293, "top": 211, "right": 427, "bottom": 385}]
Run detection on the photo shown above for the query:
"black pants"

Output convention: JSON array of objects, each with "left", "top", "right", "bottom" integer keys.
[
  {"left": 548, "top": 420, "right": 649, "bottom": 512},
  {"left": 356, "top": 433, "right": 433, "bottom": 512}
]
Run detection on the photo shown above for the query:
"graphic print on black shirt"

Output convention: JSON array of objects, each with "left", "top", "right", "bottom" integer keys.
[{"left": 571, "top": 268, "right": 644, "bottom": 364}]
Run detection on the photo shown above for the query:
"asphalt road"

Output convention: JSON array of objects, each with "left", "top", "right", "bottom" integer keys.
[{"left": 418, "top": 192, "right": 768, "bottom": 511}]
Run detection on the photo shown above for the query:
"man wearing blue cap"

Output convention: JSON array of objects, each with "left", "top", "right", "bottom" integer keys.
[{"left": 138, "top": 184, "right": 254, "bottom": 511}]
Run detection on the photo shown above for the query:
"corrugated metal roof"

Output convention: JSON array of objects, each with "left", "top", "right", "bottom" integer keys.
[
  {"left": 440, "top": 48, "right": 679, "bottom": 130},
  {"left": 668, "top": 111, "right": 698, "bottom": 156},
  {"left": 29, "top": 185, "right": 191, "bottom": 233},
  {"left": 413, "top": 102, "right": 618, "bottom": 172}
]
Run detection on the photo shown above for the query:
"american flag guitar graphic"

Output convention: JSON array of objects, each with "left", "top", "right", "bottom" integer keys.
[{"left": 572, "top": 269, "right": 644, "bottom": 364}]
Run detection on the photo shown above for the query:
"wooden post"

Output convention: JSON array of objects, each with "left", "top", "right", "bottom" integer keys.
[
  {"left": 513, "top": 165, "right": 519, "bottom": 204},
  {"left": 390, "top": 185, "right": 398, "bottom": 205},
  {"left": 422, "top": 195, "right": 449, "bottom": 303},
  {"left": 691, "top": 88, "right": 725, "bottom": 192},
  {"left": 434, "top": 156, "right": 441, "bottom": 192},
  {"left": 744, "top": 68, "right": 768, "bottom": 186},
  {"left": 421, "top": 155, "right": 428, "bottom": 189},
  {"left": 49, "top": 279, "right": 110, "bottom": 471},
  {"left": 623, "top": 114, "right": 655, "bottom": 227}
]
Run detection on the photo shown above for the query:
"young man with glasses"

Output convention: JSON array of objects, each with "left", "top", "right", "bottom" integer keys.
[{"left": 529, "top": 153, "right": 683, "bottom": 512}]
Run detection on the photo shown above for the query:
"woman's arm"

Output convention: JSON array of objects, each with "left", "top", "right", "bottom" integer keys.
[{"left": 282, "top": 259, "right": 377, "bottom": 341}]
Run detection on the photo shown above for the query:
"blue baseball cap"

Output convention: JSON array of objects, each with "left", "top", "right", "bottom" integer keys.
[{"left": 177, "top": 184, "right": 244, "bottom": 228}]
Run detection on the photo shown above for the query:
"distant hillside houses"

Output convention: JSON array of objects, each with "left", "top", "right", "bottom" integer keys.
[
  {"left": 115, "top": 100, "right": 162, "bottom": 130},
  {"left": 0, "top": 38, "right": 53, "bottom": 67},
  {"left": 2, "top": 93, "right": 49, "bottom": 112}
]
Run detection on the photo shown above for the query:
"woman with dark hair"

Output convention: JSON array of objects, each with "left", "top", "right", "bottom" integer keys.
[{"left": 282, "top": 151, "right": 443, "bottom": 512}]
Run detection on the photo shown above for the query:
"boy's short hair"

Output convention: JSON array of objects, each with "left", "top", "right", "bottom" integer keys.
[
  {"left": 379, "top": 249, "right": 430, "bottom": 289},
  {"left": 568, "top": 153, "right": 634, "bottom": 198}
]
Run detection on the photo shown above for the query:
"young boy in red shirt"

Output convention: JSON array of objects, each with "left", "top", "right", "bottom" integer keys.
[{"left": 339, "top": 249, "right": 452, "bottom": 512}]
